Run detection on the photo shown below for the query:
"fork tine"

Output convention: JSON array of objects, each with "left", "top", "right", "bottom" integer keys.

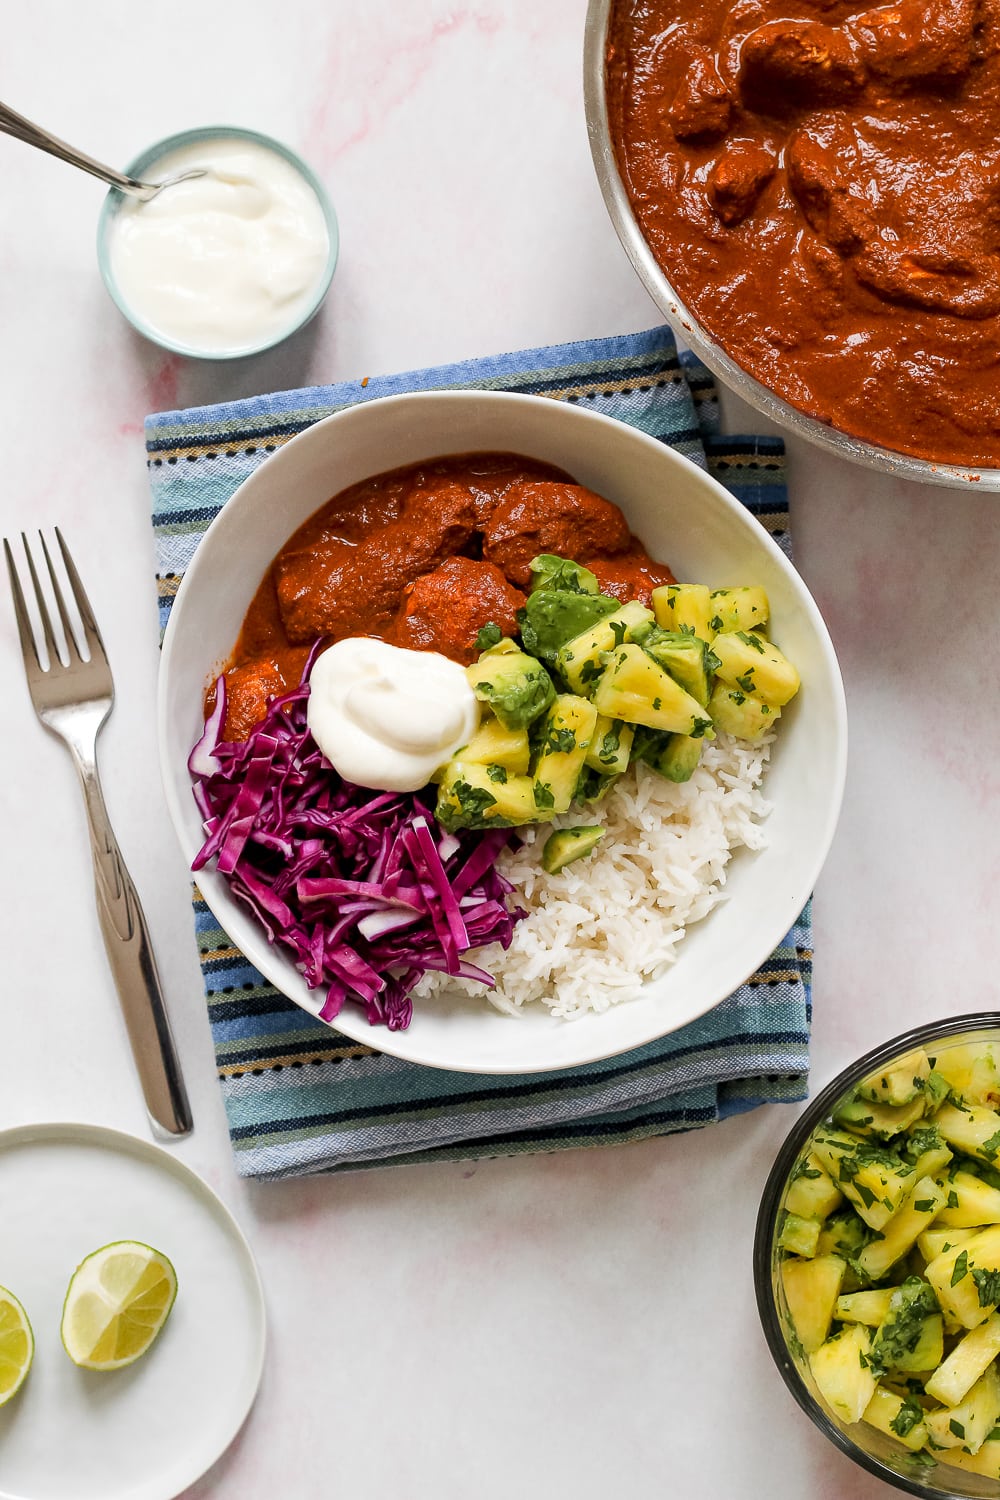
[
  {"left": 20, "top": 531, "right": 64, "bottom": 669},
  {"left": 3, "top": 536, "right": 42, "bottom": 671},
  {"left": 55, "top": 528, "right": 107, "bottom": 661},
  {"left": 39, "top": 531, "right": 83, "bottom": 664}
]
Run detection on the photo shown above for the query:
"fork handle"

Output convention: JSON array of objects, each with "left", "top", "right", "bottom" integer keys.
[{"left": 73, "top": 756, "right": 193, "bottom": 1137}]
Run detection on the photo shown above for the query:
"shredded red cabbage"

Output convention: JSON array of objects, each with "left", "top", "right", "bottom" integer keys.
[{"left": 188, "top": 667, "right": 525, "bottom": 1030}]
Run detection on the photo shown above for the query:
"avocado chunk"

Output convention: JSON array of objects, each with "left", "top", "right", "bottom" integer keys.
[
  {"left": 584, "top": 714, "right": 633, "bottom": 777},
  {"left": 541, "top": 825, "right": 605, "bottom": 874},
  {"left": 435, "top": 760, "right": 543, "bottom": 831},
  {"left": 518, "top": 588, "right": 618, "bottom": 666},
  {"left": 528, "top": 554, "right": 600, "bottom": 595},
  {"left": 647, "top": 733, "right": 703, "bottom": 783},
  {"left": 466, "top": 646, "right": 555, "bottom": 730},
  {"left": 638, "top": 627, "right": 718, "bottom": 707}
]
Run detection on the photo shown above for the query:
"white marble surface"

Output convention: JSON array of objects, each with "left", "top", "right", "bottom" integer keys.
[{"left": 2, "top": 3, "right": 998, "bottom": 1496}]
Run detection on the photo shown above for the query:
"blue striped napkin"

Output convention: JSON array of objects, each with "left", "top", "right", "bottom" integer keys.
[{"left": 146, "top": 326, "right": 812, "bottom": 1179}]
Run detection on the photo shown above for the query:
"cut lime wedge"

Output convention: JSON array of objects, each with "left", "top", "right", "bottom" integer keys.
[
  {"left": 61, "top": 1241, "right": 177, "bottom": 1371},
  {"left": 0, "top": 1284, "right": 34, "bottom": 1405}
]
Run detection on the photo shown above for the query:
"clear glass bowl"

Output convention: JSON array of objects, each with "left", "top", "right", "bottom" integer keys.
[
  {"left": 583, "top": 0, "right": 1000, "bottom": 493},
  {"left": 754, "top": 1014, "right": 1000, "bottom": 1499}
]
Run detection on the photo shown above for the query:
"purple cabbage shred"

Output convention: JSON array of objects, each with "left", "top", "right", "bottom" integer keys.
[{"left": 188, "top": 670, "right": 525, "bottom": 1030}]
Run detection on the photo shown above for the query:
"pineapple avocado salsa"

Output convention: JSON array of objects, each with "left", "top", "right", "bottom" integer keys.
[
  {"left": 190, "top": 456, "right": 801, "bottom": 1028},
  {"left": 775, "top": 1037, "right": 1000, "bottom": 1482}
]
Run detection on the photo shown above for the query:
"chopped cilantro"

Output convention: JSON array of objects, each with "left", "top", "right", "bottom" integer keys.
[
  {"left": 738, "top": 630, "right": 766, "bottom": 654},
  {"left": 652, "top": 697, "right": 662, "bottom": 712},
  {"left": 533, "top": 782, "right": 555, "bottom": 810},
  {"left": 731, "top": 689, "right": 747, "bottom": 706},
  {"left": 951, "top": 1250, "right": 970, "bottom": 1287},
  {"left": 598, "top": 727, "right": 621, "bottom": 764},
  {"left": 475, "top": 622, "right": 503, "bottom": 651},
  {"left": 947, "top": 1190, "right": 959, "bottom": 1208},
  {"left": 982, "top": 1128, "right": 1000, "bottom": 1161},
  {"left": 546, "top": 726, "right": 577, "bottom": 754},
  {"left": 486, "top": 765, "right": 507, "bottom": 784},
  {"left": 973, "top": 1267, "right": 1000, "bottom": 1306},
  {"left": 579, "top": 659, "right": 602, "bottom": 686},
  {"left": 913, "top": 1199, "right": 937, "bottom": 1213},
  {"left": 950, "top": 1419, "right": 966, "bottom": 1440},
  {"left": 679, "top": 622, "right": 694, "bottom": 635},
  {"left": 736, "top": 671, "right": 756, "bottom": 693},
  {"left": 890, "top": 1397, "right": 925, "bottom": 1439},
  {"left": 709, "top": 614, "right": 723, "bottom": 632},
  {"left": 610, "top": 620, "right": 628, "bottom": 648},
  {"left": 689, "top": 717, "right": 712, "bottom": 740}
]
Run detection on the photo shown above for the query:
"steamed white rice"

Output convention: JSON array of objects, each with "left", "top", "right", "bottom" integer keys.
[{"left": 415, "top": 730, "right": 774, "bottom": 1019}]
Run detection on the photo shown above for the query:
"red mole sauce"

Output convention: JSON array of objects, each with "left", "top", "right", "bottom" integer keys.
[
  {"left": 219, "top": 452, "right": 675, "bottom": 741},
  {"left": 606, "top": 0, "right": 1000, "bottom": 467}
]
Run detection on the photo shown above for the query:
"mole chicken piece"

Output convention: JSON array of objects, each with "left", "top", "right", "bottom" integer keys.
[
  {"left": 222, "top": 657, "right": 292, "bottom": 742},
  {"left": 482, "top": 481, "right": 631, "bottom": 589},
  {"left": 395, "top": 557, "right": 526, "bottom": 665},
  {"left": 275, "top": 482, "right": 479, "bottom": 644},
  {"left": 583, "top": 550, "right": 677, "bottom": 606}
]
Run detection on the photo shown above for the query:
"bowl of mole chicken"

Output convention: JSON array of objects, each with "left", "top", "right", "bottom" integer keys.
[
  {"left": 159, "top": 389, "right": 846, "bottom": 1074},
  {"left": 585, "top": 0, "right": 1000, "bottom": 489}
]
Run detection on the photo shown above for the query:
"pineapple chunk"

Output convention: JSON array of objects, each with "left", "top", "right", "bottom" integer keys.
[
  {"left": 460, "top": 716, "right": 530, "bottom": 774},
  {"left": 707, "top": 682, "right": 780, "bottom": 742},
  {"left": 555, "top": 601, "right": 653, "bottom": 695},
  {"left": 836, "top": 1289, "right": 894, "bottom": 1326},
  {"left": 651, "top": 583, "right": 715, "bottom": 640},
  {"left": 925, "top": 1313, "right": 1000, "bottom": 1406},
  {"left": 781, "top": 1254, "right": 845, "bottom": 1353},
  {"left": 834, "top": 1094, "right": 927, "bottom": 1139},
  {"left": 933, "top": 1044, "right": 1000, "bottom": 1109},
  {"left": 531, "top": 694, "right": 597, "bottom": 816},
  {"left": 934, "top": 1170, "right": 1000, "bottom": 1229},
  {"left": 917, "top": 1226, "right": 979, "bottom": 1262},
  {"left": 779, "top": 1213, "right": 821, "bottom": 1258},
  {"left": 784, "top": 1154, "right": 844, "bottom": 1221},
  {"left": 934, "top": 1101, "right": 1000, "bottom": 1168},
  {"left": 809, "top": 1325, "right": 877, "bottom": 1425},
  {"left": 809, "top": 1129, "right": 914, "bottom": 1231},
  {"left": 862, "top": 1385, "right": 929, "bottom": 1453},
  {"left": 593, "top": 646, "right": 713, "bottom": 736},
  {"left": 710, "top": 630, "right": 800, "bottom": 707},
  {"left": 854, "top": 1176, "right": 947, "bottom": 1281},
  {"left": 924, "top": 1364, "right": 1000, "bottom": 1455},
  {"left": 708, "top": 586, "right": 769, "bottom": 634},
  {"left": 857, "top": 1051, "right": 931, "bottom": 1106},
  {"left": 936, "top": 1436, "right": 1000, "bottom": 1479},
  {"left": 925, "top": 1225, "right": 1000, "bottom": 1329}
]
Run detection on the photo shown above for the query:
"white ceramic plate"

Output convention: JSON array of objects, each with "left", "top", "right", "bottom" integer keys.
[
  {"left": 159, "top": 390, "right": 847, "bottom": 1074},
  {"left": 0, "top": 1123, "right": 265, "bottom": 1500}
]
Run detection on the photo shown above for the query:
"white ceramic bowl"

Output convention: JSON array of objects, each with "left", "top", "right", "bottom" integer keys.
[{"left": 159, "top": 390, "right": 847, "bottom": 1074}]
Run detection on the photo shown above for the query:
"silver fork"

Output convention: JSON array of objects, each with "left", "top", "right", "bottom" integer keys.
[{"left": 4, "top": 530, "right": 192, "bottom": 1138}]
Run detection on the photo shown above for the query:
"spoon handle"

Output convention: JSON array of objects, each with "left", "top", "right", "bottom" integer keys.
[{"left": 0, "top": 99, "right": 148, "bottom": 195}]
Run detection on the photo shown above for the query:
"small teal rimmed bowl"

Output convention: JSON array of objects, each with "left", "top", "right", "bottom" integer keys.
[{"left": 97, "top": 125, "right": 339, "bottom": 361}]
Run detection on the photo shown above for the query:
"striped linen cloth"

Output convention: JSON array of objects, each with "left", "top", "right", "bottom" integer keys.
[{"left": 147, "top": 326, "right": 812, "bottom": 1179}]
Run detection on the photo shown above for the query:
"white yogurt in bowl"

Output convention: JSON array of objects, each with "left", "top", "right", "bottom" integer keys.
[{"left": 98, "top": 128, "right": 337, "bottom": 359}]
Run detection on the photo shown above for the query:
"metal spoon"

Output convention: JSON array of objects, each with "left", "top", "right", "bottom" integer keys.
[{"left": 0, "top": 98, "right": 205, "bottom": 201}]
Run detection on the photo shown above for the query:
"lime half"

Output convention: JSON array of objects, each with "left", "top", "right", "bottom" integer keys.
[
  {"left": 0, "top": 1284, "right": 34, "bottom": 1405},
  {"left": 61, "top": 1241, "right": 177, "bottom": 1371}
]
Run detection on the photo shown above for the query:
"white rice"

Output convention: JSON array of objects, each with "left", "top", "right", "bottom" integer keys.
[{"left": 414, "top": 730, "right": 774, "bottom": 1019}]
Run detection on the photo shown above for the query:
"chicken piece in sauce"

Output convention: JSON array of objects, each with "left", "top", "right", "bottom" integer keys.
[
  {"left": 395, "top": 558, "right": 526, "bottom": 665},
  {"left": 482, "top": 481, "right": 631, "bottom": 589},
  {"left": 275, "top": 482, "right": 479, "bottom": 644},
  {"left": 222, "top": 658, "right": 293, "bottom": 742},
  {"left": 583, "top": 551, "right": 677, "bottom": 607}
]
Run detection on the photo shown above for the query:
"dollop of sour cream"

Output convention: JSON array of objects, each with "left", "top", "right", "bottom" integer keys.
[
  {"left": 307, "top": 639, "right": 480, "bottom": 794},
  {"left": 107, "top": 137, "right": 331, "bottom": 354}
]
